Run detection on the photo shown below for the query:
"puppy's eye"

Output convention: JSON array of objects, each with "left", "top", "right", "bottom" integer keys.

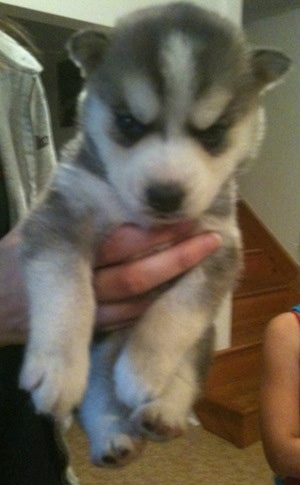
[
  {"left": 189, "top": 122, "right": 228, "bottom": 152},
  {"left": 115, "top": 114, "right": 147, "bottom": 142}
]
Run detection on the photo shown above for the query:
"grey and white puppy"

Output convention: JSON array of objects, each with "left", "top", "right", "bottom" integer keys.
[{"left": 19, "top": 2, "right": 290, "bottom": 467}]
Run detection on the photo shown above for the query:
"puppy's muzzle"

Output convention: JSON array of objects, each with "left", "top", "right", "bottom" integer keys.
[{"left": 146, "top": 183, "right": 185, "bottom": 215}]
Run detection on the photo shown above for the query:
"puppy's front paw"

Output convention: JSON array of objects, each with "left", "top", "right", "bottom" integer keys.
[
  {"left": 20, "top": 350, "right": 89, "bottom": 419},
  {"left": 92, "top": 433, "right": 145, "bottom": 468},
  {"left": 114, "top": 350, "right": 168, "bottom": 409},
  {"left": 131, "top": 401, "right": 186, "bottom": 441}
]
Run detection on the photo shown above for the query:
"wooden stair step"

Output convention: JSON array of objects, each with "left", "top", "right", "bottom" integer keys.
[
  {"left": 204, "top": 378, "right": 259, "bottom": 415},
  {"left": 237, "top": 202, "right": 298, "bottom": 283},
  {"left": 235, "top": 282, "right": 291, "bottom": 299},
  {"left": 241, "top": 247, "right": 293, "bottom": 284},
  {"left": 232, "top": 287, "right": 300, "bottom": 347},
  {"left": 195, "top": 343, "right": 262, "bottom": 448},
  {"left": 196, "top": 394, "right": 260, "bottom": 449},
  {"left": 233, "top": 287, "right": 299, "bottom": 322},
  {"left": 234, "top": 248, "right": 297, "bottom": 297}
]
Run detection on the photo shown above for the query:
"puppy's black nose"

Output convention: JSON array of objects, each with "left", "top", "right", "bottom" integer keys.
[{"left": 146, "top": 183, "right": 185, "bottom": 213}]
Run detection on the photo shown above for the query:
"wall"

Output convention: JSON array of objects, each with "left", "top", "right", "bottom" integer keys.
[
  {"left": 240, "top": 9, "right": 300, "bottom": 263},
  {"left": 1, "top": 0, "right": 241, "bottom": 26}
]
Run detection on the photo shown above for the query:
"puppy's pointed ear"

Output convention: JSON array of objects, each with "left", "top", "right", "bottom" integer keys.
[
  {"left": 67, "top": 29, "right": 110, "bottom": 77},
  {"left": 251, "top": 49, "right": 291, "bottom": 93}
]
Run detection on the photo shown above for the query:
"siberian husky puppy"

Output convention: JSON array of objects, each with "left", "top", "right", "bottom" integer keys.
[{"left": 19, "top": 2, "right": 290, "bottom": 467}]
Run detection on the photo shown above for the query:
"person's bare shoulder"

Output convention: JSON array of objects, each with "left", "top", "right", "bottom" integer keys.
[
  {"left": 266, "top": 311, "right": 300, "bottom": 338},
  {"left": 263, "top": 311, "right": 300, "bottom": 366}
]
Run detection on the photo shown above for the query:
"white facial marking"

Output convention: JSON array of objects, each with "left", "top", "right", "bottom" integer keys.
[
  {"left": 85, "top": 93, "right": 111, "bottom": 146},
  {"left": 191, "top": 87, "right": 232, "bottom": 129},
  {"left": 161, "top": 32, "right": 196, "bottom": 122},
  {"left": 123, "top": 76, "right": 160, "bottom": 124}
]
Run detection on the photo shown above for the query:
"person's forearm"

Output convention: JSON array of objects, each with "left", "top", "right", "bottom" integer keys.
[
  {"left": 0, "top": 226, "right": 28, "bottom": 345},
  {"left": 265, "top": 437, "right": 300, "bottom": 478}
]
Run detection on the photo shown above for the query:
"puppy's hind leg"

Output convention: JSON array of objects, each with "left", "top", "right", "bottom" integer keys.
[
  {"left": 130, "top": 325, "right": 215, "bottom": 442},
  {"left": 78, "top": 333, "right": 146, "bottom": 468}
]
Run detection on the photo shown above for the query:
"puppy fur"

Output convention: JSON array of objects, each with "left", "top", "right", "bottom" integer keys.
[{"left": 19, "top": 2, "right": 290, "bottom": 467}]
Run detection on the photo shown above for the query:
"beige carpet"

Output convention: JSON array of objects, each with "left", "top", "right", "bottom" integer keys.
[{"left": 67, "top": 422, "right": 273, "bottom": 484}]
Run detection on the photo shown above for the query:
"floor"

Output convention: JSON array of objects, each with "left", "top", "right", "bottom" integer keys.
[{"left": 67, "top": 421, "right": 273, "bottom": 484}]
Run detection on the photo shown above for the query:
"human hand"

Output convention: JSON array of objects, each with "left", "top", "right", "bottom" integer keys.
[
  {"left": 0, "top": 223, "right": 221, "bottom": 344},
  {"left": 92, "top": 223, "right": 222, "bottom": 330}
]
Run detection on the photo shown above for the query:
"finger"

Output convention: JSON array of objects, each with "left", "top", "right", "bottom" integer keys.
[
  {"left": 94, "top": 297, "right": 153, "bottom": 330},
  {"left": 93, "top": 232, "right": 221, "bottom": 301},
  {"left": 94, "top": 222, "right": 194, "bottom": 266}
]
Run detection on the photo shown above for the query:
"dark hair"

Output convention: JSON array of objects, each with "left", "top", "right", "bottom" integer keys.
[{"left": 0, "top": 16, "right": 41, "bottom": 61}]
